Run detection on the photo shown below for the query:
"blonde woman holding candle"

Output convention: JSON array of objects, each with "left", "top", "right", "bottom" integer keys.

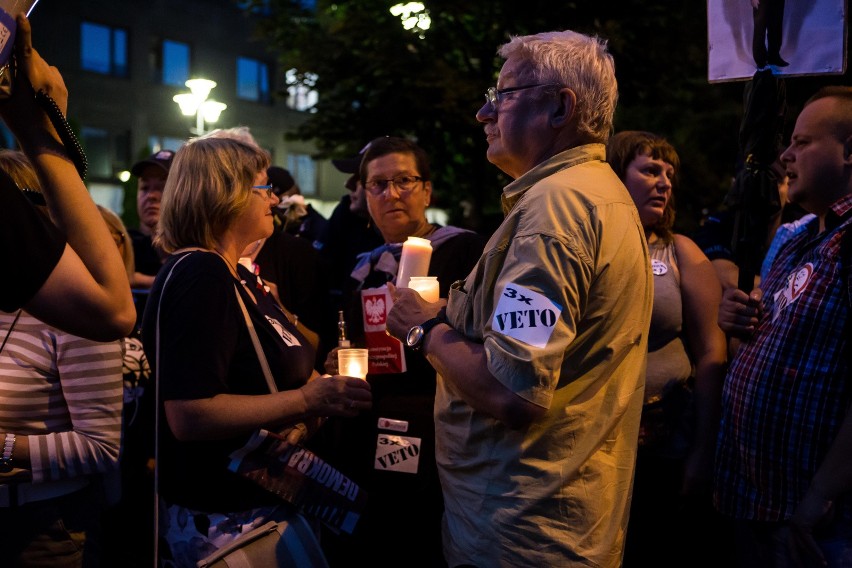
[
  {"left": 316, "top": 136, "right": 486, "bottom": 567},
  {"left": 140, "top": 134, "right": 371, "bottom": 568}
]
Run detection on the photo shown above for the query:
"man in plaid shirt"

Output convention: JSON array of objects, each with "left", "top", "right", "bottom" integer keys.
[{"left": 715, "top": 86, "right": 852, "bottom": 567}]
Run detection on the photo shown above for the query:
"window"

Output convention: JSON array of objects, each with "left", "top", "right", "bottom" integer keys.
[
  {"left": 151, "top": 39, "right": 191, "bottom": 86},
  {"left": 81, "top": 127, "right": 130, "bottom": 180},
  {"left": 0, "top": 123, "right": 13, "bottom": 150},
  {"left": 285, "top": 68, "right": 318, "bottom": 112},
  {"left": 286, "top": 153, "right": 316, "bottom": 196},
  {"left": 236, "top": 57, "right": 270, "bottom": 103},
  {"left": 147, "top": 136, "right": 186, "bottom": 154},
  {"left": 236, "top": 0, "right": 273, "bottom": 15},
  {"left": 81, "top": 127, "right": 111, "bottom": 178},
  {"left": 81, "top": 22, "right": 128, "bottom": 76}
]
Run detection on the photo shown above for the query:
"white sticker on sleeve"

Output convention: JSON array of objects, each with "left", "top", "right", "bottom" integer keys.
[{"left": 492, "top": 283, "right": 562, "bottom": 348}]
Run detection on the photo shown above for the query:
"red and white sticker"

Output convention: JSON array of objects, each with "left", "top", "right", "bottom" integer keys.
[{"left": 772, "top": 263, "right": 814, "bottom": 321}]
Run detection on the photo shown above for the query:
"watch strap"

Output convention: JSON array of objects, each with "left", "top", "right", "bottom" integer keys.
[{"left": 419, "top": 315, "right": 445, "bottom": 336}]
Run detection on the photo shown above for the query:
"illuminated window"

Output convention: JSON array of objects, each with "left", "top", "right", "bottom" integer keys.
[
  {"left": 151, "top": 39, "right": 191, "bottom": 86},
  {"left": 287, "top": 153, "right": 317, "bottom": 196},
  {"left": 237, "top": 57, "right": 270, "bottom": 103},
  {"left": 81, "top": 22, "right": 128, "bottom": 76}
]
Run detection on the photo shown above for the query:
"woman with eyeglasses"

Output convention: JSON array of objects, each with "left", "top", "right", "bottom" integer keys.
[
  {"left": 140, "top": 134, "right": 371, "bottom": 568},
  {"left": 314, "top": 136, "right": 486, "bottom": 567}
]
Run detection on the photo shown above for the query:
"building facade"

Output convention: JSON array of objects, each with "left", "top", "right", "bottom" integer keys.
[{"left": 22, "top": 0, "right": 345, "bottom": 221}]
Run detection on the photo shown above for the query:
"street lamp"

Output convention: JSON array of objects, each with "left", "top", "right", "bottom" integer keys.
[{"left": 173, "top": 78, "right": 227, "bottom": 135}]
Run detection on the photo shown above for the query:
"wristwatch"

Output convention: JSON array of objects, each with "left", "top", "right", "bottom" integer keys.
[{"left": 405, "top": 316, "right": 445, "bottom": 351}]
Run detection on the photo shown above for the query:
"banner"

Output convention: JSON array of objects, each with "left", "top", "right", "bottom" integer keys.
[{"left": 228, "top": 429, "right": 367, "bottom": 535}]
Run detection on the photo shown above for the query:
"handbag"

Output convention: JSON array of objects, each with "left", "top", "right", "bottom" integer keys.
[
  {"left": 154, "top": 252, "right": 329, "bottom": 568},
  {"left": 196, "top": 513, "right": 328, "bottom": 568}
]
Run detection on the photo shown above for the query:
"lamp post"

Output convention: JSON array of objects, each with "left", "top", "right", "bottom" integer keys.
[{"left": 173, "top": 78, "right": 227, "bottom": 135}]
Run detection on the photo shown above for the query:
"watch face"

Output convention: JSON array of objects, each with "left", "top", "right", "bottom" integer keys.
[{"left": 406, "top": 325, "right": 424, "bottom": 348}]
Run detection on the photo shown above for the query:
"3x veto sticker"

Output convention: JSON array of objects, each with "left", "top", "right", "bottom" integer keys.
[{"left": 492, "top": 283, "right": 562, "bottom": 348}]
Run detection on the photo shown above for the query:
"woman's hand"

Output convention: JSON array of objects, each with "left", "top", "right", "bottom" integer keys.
[
  {"left": 0, "top": 15, "right": 68, "bottom": 145},
  {"left": 300, "top": 374, "right": 371, "bottom": 417}
]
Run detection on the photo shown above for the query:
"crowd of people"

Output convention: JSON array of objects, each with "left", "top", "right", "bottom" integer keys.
[{"left": 1, "top": 11, "right": 851, "bottom": 568}]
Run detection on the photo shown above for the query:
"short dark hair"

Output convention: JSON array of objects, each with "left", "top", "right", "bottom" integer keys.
[
  {"left": 803, "top": 86, "right": 852, "bottom": 141},
  {"left": 359, "top": 137, "right": 431, "bottom": 183},
  {"left": 607, "top": 130, "right": 680, "bottom": 242}
]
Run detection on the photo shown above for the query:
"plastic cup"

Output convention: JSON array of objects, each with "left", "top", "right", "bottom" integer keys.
[
  {"left": 408, "top": 276, "right": 439, "bottom": 303},
  {"left": 337, "top": 348, "right": 368, "bottom": 380}
]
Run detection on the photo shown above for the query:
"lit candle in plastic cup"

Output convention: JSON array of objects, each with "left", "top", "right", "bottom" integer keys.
[
  {"left": 338, "top": 348, "right": 369, "bottom": 380},
  {"left": 396, "top": 236, "right": 432, "bottom": 288},
  {"left": 407, "top": 276, "right": 439, "bottom": 303}
]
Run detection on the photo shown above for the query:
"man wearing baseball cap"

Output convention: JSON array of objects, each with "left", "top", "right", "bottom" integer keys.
[{"left": 129, "top": 149, "right": 174, "bottom": 290}]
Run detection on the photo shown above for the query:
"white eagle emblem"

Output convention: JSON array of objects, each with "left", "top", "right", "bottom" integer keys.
[{"left": 365, "top": 297, "right": 386, "bottom": 325}]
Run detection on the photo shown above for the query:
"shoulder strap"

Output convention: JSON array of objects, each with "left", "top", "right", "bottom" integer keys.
[
  {"left": 233, "top": 283, "right": 278, "bottom": 394},
  {"left": 153, "top": 252, "right": 191, "bottom": 567}
]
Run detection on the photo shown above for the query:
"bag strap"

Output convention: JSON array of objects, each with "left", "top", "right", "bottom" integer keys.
[
  {"left": 233, "top": 283, "right": 278, "bottom": 394},
  {"left": 0, "top": 309, "right": 22, "bottom": 357},
  {"left": 153, "top": 252, "right": 192, "bottom": 567}
]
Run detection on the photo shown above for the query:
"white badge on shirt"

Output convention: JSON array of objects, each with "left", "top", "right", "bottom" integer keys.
[
  {"left": 492, "top": 283, "right": 562, "bottom": 348},
  {"left": 374, "top": 434, "right": 420, "bottom": 474},
  {"left": 265, "top": 315, "right": 301, "bottom": 347},
  {"left": 772, "top": 262, "right": 814, "bottom": 322},
  {"left": 651, "top": 259, "right": 668, "bottom": 276}
]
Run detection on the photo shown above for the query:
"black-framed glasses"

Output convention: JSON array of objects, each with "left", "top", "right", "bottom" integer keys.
[
  {"left": 485, "top": 83, "right": 561, "bottom": 111},
  {"left": 251, "top": 184, "right": 275, "bottom": 199},
  {"left": 364, "top": 175, "right": 425, "bottom": 196}
]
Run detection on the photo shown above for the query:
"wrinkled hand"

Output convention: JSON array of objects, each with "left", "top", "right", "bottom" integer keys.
[
  {"left": 718, "top": 287, "right": 762, "bottom": 339},
  {"left": 787, "top": 491, "right": 833, "bottom": 567},
  {"left": 0, "top": 15, "right": 68, "bottom": 139},
  {"left": 324, "top": 346, "right": 341, "bottom": 375},
  {"left": 386, "top": 283, "right": 446, "bottom": 341},
  {"left": 300, "top": 374, "right": 371, "bottom": 417}
]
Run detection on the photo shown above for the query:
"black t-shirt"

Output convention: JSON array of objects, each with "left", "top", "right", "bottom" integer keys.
[
  {"left": 129, "top": 229, "right": 164, "bottom": 277},
  {"left": 0, "top": 170, "right": 65, "bottom": 312},
  {"left": 314, "top": 196, "right": 384, "bottom": 361},
  {"left": 141, "top": 250, "right": 315, "bottom": 512},
  {"left": 254, "top": 227, "right": 325, "bottom": 333},
  {"left": 311, "top": 229, "right": 486, "bottom": 565}
]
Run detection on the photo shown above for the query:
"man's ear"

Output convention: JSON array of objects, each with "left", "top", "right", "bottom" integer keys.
[{"left": 550, "top": 87, "right": 577, "bottom": 128}]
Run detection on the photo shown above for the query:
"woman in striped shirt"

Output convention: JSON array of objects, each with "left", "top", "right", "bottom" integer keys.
[{"left": 0, "top": 150, "right": 124, "bottom": 567}]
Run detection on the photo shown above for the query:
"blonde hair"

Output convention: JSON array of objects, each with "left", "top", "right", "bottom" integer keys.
[
  {"left": 0, "top": 149, "right": 41, "bottom": 189},
  {"left": 98, "top": 205, "right": 135, "bottom": 280},
  {"left": 156, "top": 134, "right": 271, "bottom": 253}
]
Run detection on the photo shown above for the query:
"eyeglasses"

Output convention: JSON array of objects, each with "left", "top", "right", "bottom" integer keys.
[
  {"left": 251, "top": 184, "right": 275, "bottom": 199},
  {"left": 364, "top": 175, "right": 425, "bottom": 196},
  {"left": 484, "top": 83, "right": 561, "bottom": 111}
]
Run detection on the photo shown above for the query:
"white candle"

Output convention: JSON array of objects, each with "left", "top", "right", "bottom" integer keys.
[
  {"left": 408, "top": 276, "right": 440, "bottom": 303},
  {"left": 338, "top": 348, "right": 369, "bottom": 380},
  {"left": 396, "top": 236, "right": 432, "bottom": 288}
]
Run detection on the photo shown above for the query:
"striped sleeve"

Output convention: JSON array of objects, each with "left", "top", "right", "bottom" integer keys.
[{"left": 27, "top": 333, "right": 123, "bottom": 484}]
